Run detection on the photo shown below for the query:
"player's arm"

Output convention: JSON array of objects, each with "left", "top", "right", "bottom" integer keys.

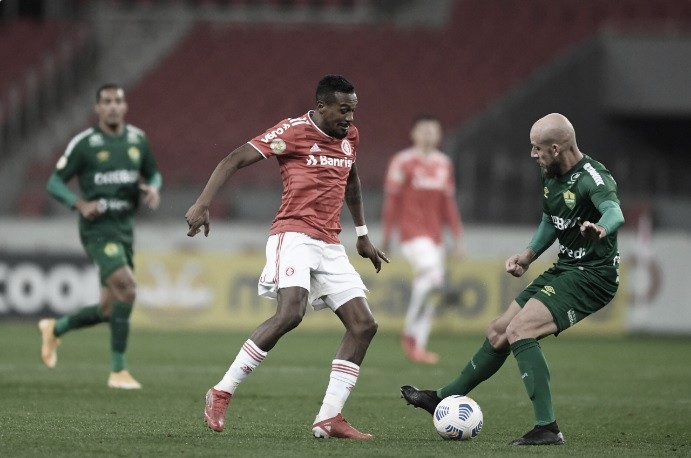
[
  {"left": 139, "top": 139, "right": 162, "bottom": 210},
  {"left": 46, "top": 146, "right": 101, "bottom": 221},
  {"left": 345, "top": 163, "right": 389, "bottom": 272},
  {"left": 380, "top": 160, "right": 402, "bottom": 255},
  {"left": 443, "top": 166, "right": 464, "bottom": 258},
  {"left": 507, "top": 212, "right": 557, "bottom": 277},
  {"left": 580, "top": 200, "right": 625, "bottom": 240},
  {"left": 185, "top": 143, "right": 263, "bottom": 237}
]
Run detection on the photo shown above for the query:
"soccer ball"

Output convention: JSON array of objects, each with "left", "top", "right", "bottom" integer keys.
[{"left": 433, "top": 395, "right": 483, "bottom": 440}]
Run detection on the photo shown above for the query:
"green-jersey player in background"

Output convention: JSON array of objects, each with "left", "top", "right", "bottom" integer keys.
[
  {"left": 401, "top": 113, "right": 624, "bottom": 445},
  {"left": 39, "top": 83, "right": 162, "bottom": 389}
]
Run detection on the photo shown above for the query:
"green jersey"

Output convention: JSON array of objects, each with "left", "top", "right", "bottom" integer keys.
[
  {"left": 49, "top": 124, "right": 160, "bottom": 246},
  {"left": 541, "top": 155, "right": 620, "bottom": 268}
]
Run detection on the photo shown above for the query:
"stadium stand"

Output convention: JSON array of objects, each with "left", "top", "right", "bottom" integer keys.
[{"left": 9, "top": 0, "right": 691, "bottom": 218}]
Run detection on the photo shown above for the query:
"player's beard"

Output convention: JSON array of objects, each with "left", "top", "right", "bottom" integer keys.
[{"left": 543, "top": 162, "right": 560, "bottom": 178}]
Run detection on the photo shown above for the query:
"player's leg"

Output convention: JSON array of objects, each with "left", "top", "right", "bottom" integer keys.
[
  {"left": 206, "top": 233, "right": 316, "bottom": 432},
  {"left": 400, "top": 302, "right": 519, "bottom": 414},
  {"left": 505, "top": 297, "right": 564, "bottom": 445},
  {"left": 103, "top": 263, "right": 141, "bottom": 389},
  {"left": 400, "top": 238, "right": 443, "bottom": 363},
  {"left": 312, "top": 293, "right": 376, "bottom": 440}
]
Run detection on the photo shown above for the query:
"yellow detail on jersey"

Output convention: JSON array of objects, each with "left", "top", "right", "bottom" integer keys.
[
  {"left": 97, "top": 150, "right": 110, "bottom": 162},
  {"left": 544, "top": 187, "right": 549, "bottom": 199},
  {"left": 128, "top": 147, "right": 141, "bottom": 163},
  {"left": 563, "top": 190, "right": 576, "bottom": 209},
  {"left": 104, "top": 243, "right": 120, "bottom": 257}
]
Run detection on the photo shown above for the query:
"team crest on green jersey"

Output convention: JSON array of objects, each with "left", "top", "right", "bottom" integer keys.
[
  {"left": 563, "top": 190, "right": 576, "bottom": 209},
  {"left": 544, "top": 187, "right": 549, "bottom": 199},
  {"left": 128, "top": 147, "right": 141, "bottom": 163},
  {"left": 104, "top": 243, "right": 120, "bottom": 257},
  {"left": 97, "top": 150, "right": 110, "bottom": 162}
]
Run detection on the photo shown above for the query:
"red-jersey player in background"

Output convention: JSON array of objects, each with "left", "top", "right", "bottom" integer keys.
[
  {"left": 186, "top": 75, "right": 388, "bottom": 439},
  {"left": 381, "top": 114, "right": 463, "bottom": 364}
]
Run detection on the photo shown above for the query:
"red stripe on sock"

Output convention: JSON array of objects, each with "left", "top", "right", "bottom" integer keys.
[
  {"left": 332, "top": 364, "right": 359, "bottom": 377},
  {"left": 242, "top": 342, "right": 266, "bottom": 363}
]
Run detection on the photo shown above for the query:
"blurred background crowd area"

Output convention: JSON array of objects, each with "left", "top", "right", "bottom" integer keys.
[{"left": 1, "top": 0, "right": 691, "bottom": 229}]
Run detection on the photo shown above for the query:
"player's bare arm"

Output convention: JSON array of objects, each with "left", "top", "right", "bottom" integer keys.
[
  {"left": 345, "top": 164, "right": 390, "bottom": 272},
  {"left": 186, "top": 144, "right": 263, "bottom": 237},
  {"left": 505, "top": 248, "right": 536, "bottom": 278}
]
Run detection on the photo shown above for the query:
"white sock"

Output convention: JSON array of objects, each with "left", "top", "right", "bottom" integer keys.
[
  {"left": 316, "top": 359, "right": 359, "bottom": 422},
  {"left": 214, "top": 339, "right": 267, "bottom": 394}
]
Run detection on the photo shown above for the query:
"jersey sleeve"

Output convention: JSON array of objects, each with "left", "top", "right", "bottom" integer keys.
[
  {"left": 579, "top": 166, "right": 620, "bottom": 209},
  {"left": 248, "top": 118, "right": 298, "bottom": 159},
  {"left": 46, "top": 135, "right": 86, "bottom": 208},
  {"left": 441, "top": 159, "right": 463, "bottom": 236},
  {"left": 139, "top": 135, "right": 162, "bottom": 188},
  {"left": 381, "top": 155, "right": 405, "bottom": 240}
]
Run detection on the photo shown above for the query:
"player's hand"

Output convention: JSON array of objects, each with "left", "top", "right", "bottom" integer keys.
[
  {"left": 139, "top": 183, "right": 160, "bottom": 210},
  {"left": 505, "top": 253, "right": 531, "bottom": 278},
  {"left": 185, "top": 204, "right": 210, "bottom": 237},
  {"left": 356, "top": 235, "right": 390, "bottom": 273},
  {"left": 580, "top": 221, "right": 606, "bottom": 240},
  {"left": 75, "top": 199, "right": 103, "bottom": 221}
]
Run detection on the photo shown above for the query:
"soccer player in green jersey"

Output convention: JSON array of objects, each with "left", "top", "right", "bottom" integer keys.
[
  {"left": 401, "top": 113, "right": 624, "bottom": 445},
  {"left": 39, "top": 83, "right": 162, "bottom": 389}
]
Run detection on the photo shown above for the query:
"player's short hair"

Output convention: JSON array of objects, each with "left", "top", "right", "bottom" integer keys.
[
  {"left": 412, "top": 114, "right": 440, "bottom": 126},
  {"left": 96, "top": 83, "right": 124, "bottom": 102},
  {"left": 316, "top": 75, "right": 355, "bottom": 104}
]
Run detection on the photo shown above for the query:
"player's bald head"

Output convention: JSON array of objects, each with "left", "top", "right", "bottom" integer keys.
[{"left": 531, "top": 113, "right": 576, "bottom": 147}]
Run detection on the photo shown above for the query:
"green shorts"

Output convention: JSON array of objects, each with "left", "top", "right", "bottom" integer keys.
[
  {"left": 84, "top": 241, "right": 134, "bottom": 285},
  {"left": 515, "top": 264, "right": 619, "bottom": 334}
]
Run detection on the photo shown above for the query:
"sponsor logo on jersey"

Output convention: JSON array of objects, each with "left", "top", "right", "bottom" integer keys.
[
  {"left": 94, "top": 170, "right": 140, "bottom": 185},
  {"left": 270, "top": 139, "right": 286, "bottom": 154},
  {"left": 88, "top": 134, "right": 104, "bottom": 147},
  {"left": 341, "top": 139, "right": 352, "bottom": 156},
  {"left": 103, "top": 243, "right": 120, "bottom": 257},
  {"left": 563, "top": 190, "right": 576, "bottom": 209},
  {"left": 97, "top": 199, "right": 132, "bottom": 213},
  {"left": 97, "top": 150, "right": 110, "bottom": 162},
  {"left": 558, "top": 243, "right": 586, "bottom": 259},
  {"left": 128, "top": 147, "right": 140, "bottom": 163},
  {"left": 584, "top": 163, "right": 604, "bottom": 186},
  {"left": 304, "top": 154, "right": 353, "bottom": 168},
  {"left": 260, "top": 123, "right": 293, "bottom": 143},
  {"left": 310, "top": 143, "right": 321, "bottom": 153},
  {"left": 550, "top": 215, "right": 580, "bottom": 230}
]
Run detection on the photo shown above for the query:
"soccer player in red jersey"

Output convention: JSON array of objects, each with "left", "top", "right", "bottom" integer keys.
[
  {"left": 381, "top": 115, "right": 463, "bottom": 364},
  {"left": 185, "top": 75, "right": 388, "bottom": 439}
]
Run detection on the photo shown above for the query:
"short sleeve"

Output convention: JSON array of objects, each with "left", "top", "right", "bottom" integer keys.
[{"left": 248, "top": 118, "right": 297, "bottom": 159}]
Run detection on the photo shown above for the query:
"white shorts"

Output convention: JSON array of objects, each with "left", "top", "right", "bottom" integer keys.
[
  {"left": 258, "top": 232, "right": 368, "bottom": 311},
  {"left": 400, "top": 236, "right": 445, "bottom": 276}
]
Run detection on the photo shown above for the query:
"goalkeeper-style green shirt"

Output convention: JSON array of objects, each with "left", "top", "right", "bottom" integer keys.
[
  {"left": 540, "top": 155, "right": 620, "bottom": 269},
  {"left": 47, "top": 124, "right": 161, "bottom": 246}
]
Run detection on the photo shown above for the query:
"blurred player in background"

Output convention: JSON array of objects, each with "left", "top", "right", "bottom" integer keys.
[
  {"left": 186, "top": 75, "right": 388, "bottom": 439},
  {"left": 381, "top": 115, "right": 463, "bottom": 364},
  {"left": 39, "top": 83, "right": 162, "bottom": 389},
  {"left": 401, "top": 113, "right": 624, "bottom": 445}
]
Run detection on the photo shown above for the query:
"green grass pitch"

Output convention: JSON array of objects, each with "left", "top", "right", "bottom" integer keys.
[{"left": 1, "top": 323, "right": 690, "bottom": 457}]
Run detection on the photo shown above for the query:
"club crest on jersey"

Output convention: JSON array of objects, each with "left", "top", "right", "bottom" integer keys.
[
  {"left": 271, "top": 139, "right": 286, "bottom": 154},
  {"left": 341, "top": 139, "right": 352, "bottom": 156},
  {"left": 97, "top": 150, "right": 110, "bottom": 162},
  {"left": 563, "top": 190, "right": 576, "bottom": 209},
  {"left": 128, "top": 147, "right": 140, "bottom": 163},
  {"left": 103, "top": 243, "right": 120, "bottom": 257}
]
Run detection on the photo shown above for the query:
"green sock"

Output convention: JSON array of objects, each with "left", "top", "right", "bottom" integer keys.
[
  {"left": 438, "top": 338, "right": 510, "bottom": 398},
  {"left": 54, "top": 305, "right": 105, "bottom": 337},
  {"left": 511, "top": 338, "right": 555, "bottom": 426},
  {"left": 109, "top": 301, "right": 133, "bottom": 372}
]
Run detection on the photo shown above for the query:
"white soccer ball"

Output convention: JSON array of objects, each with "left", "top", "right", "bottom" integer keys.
[{"left": 432, "top": 395, "right": 484, "bottom": 440}]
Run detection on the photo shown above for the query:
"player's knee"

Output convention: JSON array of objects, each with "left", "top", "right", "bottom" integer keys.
[
  {"left": 276, "top": 307, "right": 304, "bottom": 332},
  {"left": 351, "top": 316, "right": 378, "bottom": 342},
  {"left": 505, "top": 319, "right": 527, "bottom": 343}
]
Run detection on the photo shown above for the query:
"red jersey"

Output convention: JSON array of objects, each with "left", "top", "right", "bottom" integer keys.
[
  {"left": 382, "top": 147, "right": 463, "bottom": 244},
  {"left": 248, "top": 111, "right": 359, "bottom": 244}
]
